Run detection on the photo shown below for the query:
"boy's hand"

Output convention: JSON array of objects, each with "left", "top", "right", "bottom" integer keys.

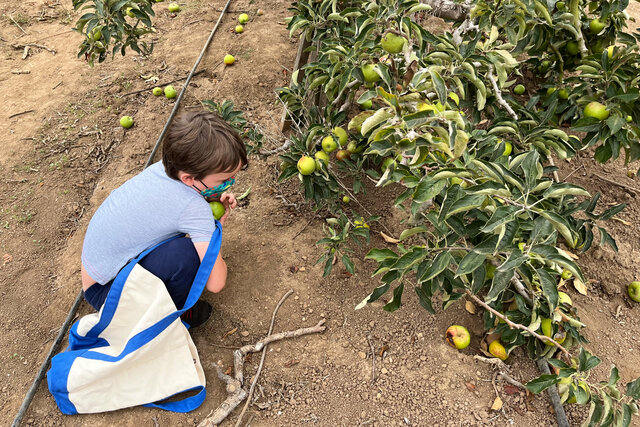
[{"left": 219, "top": 192, "right": 237, "bottom": 224}]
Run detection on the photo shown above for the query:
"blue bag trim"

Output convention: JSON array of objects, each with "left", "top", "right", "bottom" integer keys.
[
  {"left": 48, "top": 223, "right": 221, "bottom": 415},
  {"left": 143, "top": 385, "right": 206, "bottom": 412}
]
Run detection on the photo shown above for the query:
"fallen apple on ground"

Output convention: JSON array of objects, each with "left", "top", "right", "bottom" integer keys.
[{"left": 445, "top": 325, "right": 470, "bottom": 349}]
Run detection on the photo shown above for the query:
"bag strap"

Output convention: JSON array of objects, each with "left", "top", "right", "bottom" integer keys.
[{"left": 143, "top": 386, "right": 206, "bottom": 412}]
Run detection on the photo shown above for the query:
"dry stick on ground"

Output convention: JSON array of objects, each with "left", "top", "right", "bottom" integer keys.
[
  {"left": 258, "top": 139, "right": 292, "bottom": 156},
  {"left": 234, "top": 289, "right": 294, "bottom": 427},
  {"left": 366, "top": 334, "right": 376, "bottom": 383},
  {"left": 473, "top": 355, "right": 526, "bottom": 389},
  {"left": 197, "top": 307, "right": 326, "bottom": 426},
  {"left": 593, "top": 173, "right": 640, "bottom": 195},
  {"left": 464, "top": 290, "right": 571, "bottom": 358},
  {"left": 12, "top": 43, "right": 56, "bottom": 54}
]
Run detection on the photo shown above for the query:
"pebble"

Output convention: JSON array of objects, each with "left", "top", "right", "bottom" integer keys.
[
  {"left": 381, "top": 367, "right": 389, "bottom": 374},
  {"left": 240, "top": 331, "right": 249, "bottom": 337},
  {"left": 299, "top": 266, "right": 306, "bottom": 271},
  {"left": 358, "top": 351, "right": 367, "bottom": 359}
]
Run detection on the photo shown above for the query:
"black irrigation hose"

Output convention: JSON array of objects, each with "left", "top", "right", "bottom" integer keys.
[{"left": 11, "top": 1, "right": 233, "bottom": 425}]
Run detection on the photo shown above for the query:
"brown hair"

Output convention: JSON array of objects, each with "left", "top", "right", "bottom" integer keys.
[{"left": 162, "top": 111, "right": 248, "bottom": 180}]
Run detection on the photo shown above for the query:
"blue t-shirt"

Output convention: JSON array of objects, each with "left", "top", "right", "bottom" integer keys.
[{"left": 81, "top": 162, "right": 215, "bottom": 284}]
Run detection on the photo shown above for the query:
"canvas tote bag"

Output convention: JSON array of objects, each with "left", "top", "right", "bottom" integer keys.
[{"left": 47, "top": 225, "right": 221, "bottom": 414}]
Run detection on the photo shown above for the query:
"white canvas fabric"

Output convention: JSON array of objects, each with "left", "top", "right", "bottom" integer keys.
[{"left": 48, "top": 227, "right": 221, "bottom": 415}]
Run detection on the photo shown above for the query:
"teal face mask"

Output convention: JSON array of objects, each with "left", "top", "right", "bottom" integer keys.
[{"left": 194, "top": 176, "right": 235, "bottom": 199}]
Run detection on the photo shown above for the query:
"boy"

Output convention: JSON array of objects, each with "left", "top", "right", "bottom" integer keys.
[{"left": 80, "top": 111, "right": 247, "bottom": 327}]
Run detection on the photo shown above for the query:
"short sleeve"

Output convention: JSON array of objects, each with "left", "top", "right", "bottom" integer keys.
[{"left": 179, "top": 197, "right": 216, "bottom": 243}]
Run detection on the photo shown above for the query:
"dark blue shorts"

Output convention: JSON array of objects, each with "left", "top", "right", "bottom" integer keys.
[{"left": 83, "top": 236, "right": 201, "bottom": 311}]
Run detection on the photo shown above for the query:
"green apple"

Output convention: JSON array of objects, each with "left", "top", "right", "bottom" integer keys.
[
  {"left": 297, "top": 156, "right": 316, "bottom": 175},
  {"left": 152, "top": 87, "right": 163, "bottom": 96},
  {"left": 126, "top": 7, "right": 136, "bottom": 18},
  {"left": 209, "top": 201, "right": 225, "bottom": 220},
  {"left": 359, "top": 99, "right": 373, "bottom": 110},
  {"left": 164, "top": 85, "right": 177, "bottom": 99},
  {"left": 235, "top": 25, "right": 244, "bottom": 33},
  {"left": 561, "top": 269, "right": 573, "bottom": 280},
  {"left": 589, "top": 18, "right": 606, "bottom": 34},
  {"left": 361, "top": 63, "right": 380, "bottom": 83},
  {"left": 584, "top": 101, "right": 609, "bottom": 120},
  {"left": 445, "top": 325, "right": 471, "bottom": 349},
  {"left": 120, "top": 115, "right": 134, "bottom": 129},
  {"left": 380, "top": 32, "right": 406, "bottom": 54},
  {"left": 168, "top": 3, "right": 180, "bottom": 12},
  {"left": 628, "top": 281, "right": 640, "bottom": 302},
  {"left": 314, "top": 150, "right": 329, "bottom": 164},
  {"left": 513, "top": 84, "right": 525, "bottom": 95},
  {"left": 566, "top": 41, "right": 579, "bottom": 55},
  {"left": 321, "top": 135, "right": 338, "bottom": 153},
  {"left": 342, "top": 196, "right": 350, "bottom": 203},
  {"left": 238, "top": 13, "right": 249, "bottom": 24},
  {"left": 333, "top": 126, "right": 348, "bottom": 146}
]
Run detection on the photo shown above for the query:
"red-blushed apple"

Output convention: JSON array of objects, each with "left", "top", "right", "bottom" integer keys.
[{"left": 446, "top": 325, "right": 470, "bottom": 349}]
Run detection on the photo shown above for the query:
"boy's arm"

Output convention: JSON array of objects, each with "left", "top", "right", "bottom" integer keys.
[{"left": 193, "top": 241, "right": 227, "bottom": 293}]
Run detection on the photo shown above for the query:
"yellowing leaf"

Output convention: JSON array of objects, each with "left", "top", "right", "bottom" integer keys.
[
  {"left": 465, "top": 300, "right": 476, "bottom": 314},
  {"left": 573, "top": 277, "right": 588, "bottom": 295},
  {"left": 491, "top": 396, "right": 503, "bottom": 411},
  {"left": 380, "top": 231, "right": 400, "bottom": 244}
]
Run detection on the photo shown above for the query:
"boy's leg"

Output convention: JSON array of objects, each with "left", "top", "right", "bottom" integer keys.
[{"left": 138, "top": 236, "right": 201, "bottom": 309}]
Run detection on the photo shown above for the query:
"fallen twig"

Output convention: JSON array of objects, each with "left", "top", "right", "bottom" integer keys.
[
  {"left": 11, "top": 70, "right": 30, "bottom": 74},
  {"left": 8, "top": 110, "right": 35, "bottom": 119},
  {"left": 465, "top": 290, "right": 571, "bottom": 358},
  {"left": 234, "top": 290, "right": 294, "bottom": 427},
  {"left": 258, "top": 139, "right": 292, "bottom": 156},
  {"left": 197, "top": 307, "right": 326, "bottom": 427},
  {"left": 593, "top": 173, "right": 640, "bottom": 194},
  {"left": 12, "top": 43, "right": 56, "bottom": 55},
  {"left": 9, "top": 15, "right": 27, "bottom": 34},
  {"left": 366, "top": 334, "right": 376, "bottom": 383}
]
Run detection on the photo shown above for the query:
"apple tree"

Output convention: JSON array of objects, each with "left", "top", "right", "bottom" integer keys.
[{"left": 277, "top": 0, "right": 640, "bottom": 424}]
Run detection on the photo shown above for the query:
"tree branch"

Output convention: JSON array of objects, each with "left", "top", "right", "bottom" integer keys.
[
  {"left": 487, "top": 65, "right": 518, "bottom": 120},
  {"left": 465, "top": 290, "right": 571, "bottom": 358}
]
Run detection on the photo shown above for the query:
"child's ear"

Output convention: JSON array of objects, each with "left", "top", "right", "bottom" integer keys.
[{"left": 178, "top": 171, "right": 195, "bottom": 186}]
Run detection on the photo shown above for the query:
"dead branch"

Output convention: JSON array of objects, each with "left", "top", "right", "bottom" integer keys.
[
  {"left": 258, "top": 139, "right": 292, "bottom": 156},
  {"left": 465, "top": 290, "right": 571, "bottom": 358},
  {"left": 423, "top": 0, "right": 471, "bottom": 21},
  {"left": 474, "top": 355, "right": 526, "bottom": 390},
  {"left": 196, "top": 317, "right": 326, "bottom": 427},
  {"left": 234, "top": 290, "right": 294, "bottom": 427},
  {"left": 12, "top": 43, "right": 56, "bottom": 55},
  {"left": 593, "top": 173, "right": 640, "bottom": 195},
  {"left": 511, "top": 276, "right": 534, "bottom": 306},
  {"left": 487, "top": 65, "right": 518, "bottom": 120},
  {"left": 366, "top": 335, "right": 376, "bottom": 383}
]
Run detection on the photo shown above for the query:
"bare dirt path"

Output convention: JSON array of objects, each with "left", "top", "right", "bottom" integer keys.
[{"left": 1, "top": 2, "right": 639, "bottom": 427}]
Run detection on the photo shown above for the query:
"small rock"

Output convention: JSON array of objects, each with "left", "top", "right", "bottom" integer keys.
[
  {"left": 358, "top": 351, "right": 367, "bottom": 359},
  {"left": 240, "top": 331, "right": 249, "bottom": 337},
  {"left": 299, "top": 266, "right": 306, "bottom": 272}
]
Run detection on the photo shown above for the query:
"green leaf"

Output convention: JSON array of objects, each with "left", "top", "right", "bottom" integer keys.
[
  {"left": 543, "top": 183, "right": 590, "bottom": 199},
  {"left": 365, "top": 248, "right": 398, "bottom": 262},
  {"left": 625, "top": 378, "right": 640, "bottom": 399},
  {"left": 355, "top": 283, "right": 390, "bottom": 309},
  {"left": 445, "top": 194, "right": 486, "bottom": 218},
  {"left": 361, "top": 109, "right": 394, "bottom": 136},
  {"left": 606, "top": 115, "right": 626, "bottom": 134},
  {"left": 485, "top": 267, "right": 513, "bottom": 303},
  {"left": 399, "top": 226, "right": 429, "bottom": 240},
  {"left": 481, "top": 206, "right": 520, "bottom": 233},
  {"left": 456, "top": 250, "right": 486, "bottom": 277},
  {"left": 383, "top": 283, "right": 404, "bottom": 312},
  {"left": 598, "top": 227, "right": 619, "bottom": 252},
  {"left": 429, "top": 69, "right": 447, "bottom": 104},
  {"left": 413, "top": 177, "right": 446, "bottom": 203},
  {"left": 392, "top": 247, "right": 426, "bottom": 271},
  {"left": 538, "top": 268, "right": 559, "bottom": 311},
  {"left": 539, "top": 211, "right": 576, "bottom": 247},
  {"left": 525, "top": 374, "right": 559, "bottom": 393},
  {"left": 608, "top": 366, "right": 620, "bottom": 386},
  {"left": 414, "top": 284, "right": 435, "bottom": 314},
  {"left": 342, "top": 255, "right": 355, "bottom": 274},
  {"left": 420, "top": 251, "right": 453, "bottom": 283}
]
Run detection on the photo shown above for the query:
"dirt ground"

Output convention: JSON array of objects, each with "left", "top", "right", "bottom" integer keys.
[{"left": 1, "top": 1, "right": 640, "bottom": 426}]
